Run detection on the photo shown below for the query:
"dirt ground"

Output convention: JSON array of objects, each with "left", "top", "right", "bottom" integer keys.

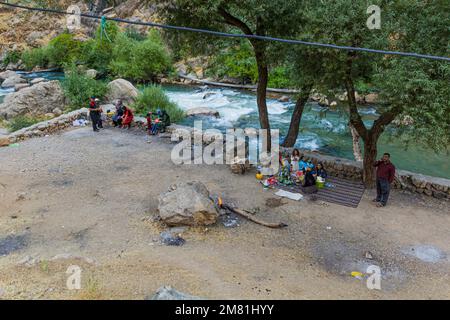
[{"left": 0, "top": 125, "right": 449, "bottom": 300}]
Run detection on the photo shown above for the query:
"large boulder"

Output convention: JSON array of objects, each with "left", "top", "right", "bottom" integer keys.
[
  {"left": 0, "top": 81, "right": 65, "bottom": 119},
  {"left": 14, "top": 83, "right": 30, "bottom": 91},
  {"left": 186, "top": 107, "right": 220, "bottom": 118},
  {"left": 30, "top": 77, "right": 47, "bottom": 85},
  {"left": 158, "top": 181, "right": 219, "bottom": 226},
  {"left": 0, "top": 70, "right": 18, "bottom": 81},
  {"left": 1, "top": 75, "right": 26, "bottom": 88},
  {"left": 105, "top": 79, "right": 139, "bottom": 105}
]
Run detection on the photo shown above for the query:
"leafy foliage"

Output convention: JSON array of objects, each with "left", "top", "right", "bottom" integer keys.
[
  {"left": 3, "top": 50, "right": 21, "bottom": 65},
  {"left": 7, "top": 115, "right": 41, "bottom": 132},
  {"left": 21, "top": 33, "right": 82, "bottom": 70},
  {"left": 21, "top": 47, "right": 50, "bottom": 70},
  {"left": 207, "top": 41, "right": 258, "bottom": 84},
  {"left": 109, "top": 30, "right": 172, "bottom": 82},
  {"left": 132, "top": 85, "right": 185, "bottom": 122},
  {"left": 61, "top": 64, "right": 108, "bottom": 111}
]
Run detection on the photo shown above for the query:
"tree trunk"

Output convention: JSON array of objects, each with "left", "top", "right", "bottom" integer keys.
[
  {"left": 254, "top": 45, "right": 271, "bottom": 151},
  {"left": 349, "top": 123, "right": 363, "bottom": 161},
  {"left": 282, "top": 84, "right": 312, "bottom": 147},
  {"left": 362, "top": 136, "right": 378, "bottom": 188}
]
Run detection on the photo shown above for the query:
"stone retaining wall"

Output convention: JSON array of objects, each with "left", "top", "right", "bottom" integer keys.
[
  {"left": 3, "top": 108, "right": 89, "bottom": 143},
  {"left": 165, "top": 124, "right": 450, "bottom": 200},
  {"left": 278, "top": 147, "right": 450, "bottom": 200},
  {"left": 2, "top": 117, "right": 448, "bottom": 200}
]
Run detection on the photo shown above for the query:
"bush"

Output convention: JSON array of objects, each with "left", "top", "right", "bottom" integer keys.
[
  {"left": 7, "top": 115, "right": 41, "bottom": 132},
  {"left": 21, "top": 33, "right": 82, "bottom": 70},
  {"left": 78, "top": 21, "right": 120, "bottom": 76},
  {"left": 21, "top": 47, "right": 49, "bottom": 70},
  {"left": 61, "top": 64, "right": 108, "bottom": 111},
  {"left": 46, "top": 33, "right": 82, "bottom": 67},
  {"left": 109, "top": 31, "right": 172, "bottom": 82},
  {"left": 132, "top": 85, "right": 184, "bottom": 123},
  {"left": 268, "top": 66, "right": 293, "bottom": 89},
  {"left": 207, "top": 42, "right": 258, "bottom": 84},
  {"left": 3, "top": 50, "right": 21, "bottom": 66}
]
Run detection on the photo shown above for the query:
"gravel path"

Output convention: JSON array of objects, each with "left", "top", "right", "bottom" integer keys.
[{"left": 0, "top": 125, "right": 449, "bottom": 299}]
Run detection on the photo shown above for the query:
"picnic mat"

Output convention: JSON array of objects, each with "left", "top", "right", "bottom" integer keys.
[{"left": 277, "top": 176, "right": 365, "bottom": 208}]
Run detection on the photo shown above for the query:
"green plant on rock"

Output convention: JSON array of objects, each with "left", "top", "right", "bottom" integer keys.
[
  {"left": 7, "top": 115, "right": 41, "bottom": 132},
  {"left": 132, "top": 85, "right": 185, "bottom": 123},
  {"left": 61, "top": 64, "right": 108, "bottom": 111}
]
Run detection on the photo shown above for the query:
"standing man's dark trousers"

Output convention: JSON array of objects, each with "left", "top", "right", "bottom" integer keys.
[
  {"left": 90, "top": 112, "right": 100, "bottom": 131},
  {"left": 376, "top": 178, "right": 390, "bottom": 206}
]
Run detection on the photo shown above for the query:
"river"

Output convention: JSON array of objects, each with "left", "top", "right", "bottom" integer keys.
[{"left": 1, "top": 71, "right": 448, "bottom": 179}]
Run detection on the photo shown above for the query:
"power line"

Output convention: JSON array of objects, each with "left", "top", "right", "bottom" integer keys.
[{"left": 1, "top": 1, "right": 449, "bottom": 62}]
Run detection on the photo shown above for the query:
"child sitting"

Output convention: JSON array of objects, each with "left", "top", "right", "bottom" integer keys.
[{"left": 146, "top": 112, "right": 153, "bottom": 135}]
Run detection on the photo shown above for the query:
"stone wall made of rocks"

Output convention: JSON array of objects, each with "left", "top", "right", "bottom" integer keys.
[
  {"left": 165, "top": 124, "right": 450, "bottom": 200},
  {"left": 2, "top": 117, "right": 448, "bottom": 200},
  {"left": 4, "top": 108, "right": 89, "bottom": 143}
]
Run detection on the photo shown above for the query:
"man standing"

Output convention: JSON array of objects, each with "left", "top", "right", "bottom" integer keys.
[
  {"left": 89, "top": 96, "right": 102, "bottom": 132},
  {"left": 373, "top": 153, "right": 396, "bottom": 207}
]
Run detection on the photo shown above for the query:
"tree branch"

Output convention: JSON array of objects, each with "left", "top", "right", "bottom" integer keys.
[{"left": 217, "top": 5, "right": 253, "bottom": 35}]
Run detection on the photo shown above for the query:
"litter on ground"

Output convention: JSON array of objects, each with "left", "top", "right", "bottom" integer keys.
[{"left": 274, "top": 189, "right": 303, "bottom": 201}]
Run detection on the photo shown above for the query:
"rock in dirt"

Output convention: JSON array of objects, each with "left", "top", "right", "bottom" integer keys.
[
  {"left": 147, "top": 286, "right": 202, "bottom": 300},
  {"left": 160, "top": 231, "right": 186, "bottom": 246},
  {"left": 158, "top": 181, "right": 219, "bottom": 226},
  {"left": 0, "top": 136, "right": 10, "bottom": 147}
]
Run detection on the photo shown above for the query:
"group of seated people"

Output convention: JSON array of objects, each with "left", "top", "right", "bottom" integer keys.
[
  {"left": 111, "top": 99, "right": 134, "bottom": 129},
  {"left": 280, "top": 148, "right": 328, "bottom": 193},
  {"left": 109, "top": 99, "right": 171, "bottom": 134}
]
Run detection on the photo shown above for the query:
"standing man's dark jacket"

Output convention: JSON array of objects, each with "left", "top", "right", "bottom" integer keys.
[
  {"left": 374, "top": 159, "right": 395, "bottom": 206},
  {"left": 374, "top": 160, "right": 395, "bottom": 183}
]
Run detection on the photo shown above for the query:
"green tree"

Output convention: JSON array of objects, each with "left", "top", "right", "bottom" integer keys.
[
  {"left": 110, "top": 31, "right": 172, "bottom": 82},
  {"left": 157, "top": 0, "right": 303, "bottom": 148},
  {"left": 299, "top": 0, "right": 449, "bottom": 186},
  {"left": 207, "top": 41, "right": 258, "bottom": 84},
  {"left": 46, "top": 33, "right": 82, "bottom": 67}
]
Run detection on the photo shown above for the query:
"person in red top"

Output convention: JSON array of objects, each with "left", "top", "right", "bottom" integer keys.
[
  {"left": 121, "top": 106, "right": 134, "bottom": 129},
  {"left": 373, "top": 152, "right": 396, "bottom": 207}
]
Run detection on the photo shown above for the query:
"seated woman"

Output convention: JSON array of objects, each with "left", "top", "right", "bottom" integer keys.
[
  {"left": 302, "top": 166, "right": 318, "bottom": 194},
  {"left": 121, "top": 106, "right": 134, "bottom": 129},
  {"left": 160, "top": 110, "right": 171, "bottom": 133},
  {"left": 316, "top": 163, "right": 328, "bottom": 179},
  {"left": 112, "top": 100, "right": 124, "bottom": 127},
  {"left": 298, "top": 156, "right": 308, "bottom": 171}
]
